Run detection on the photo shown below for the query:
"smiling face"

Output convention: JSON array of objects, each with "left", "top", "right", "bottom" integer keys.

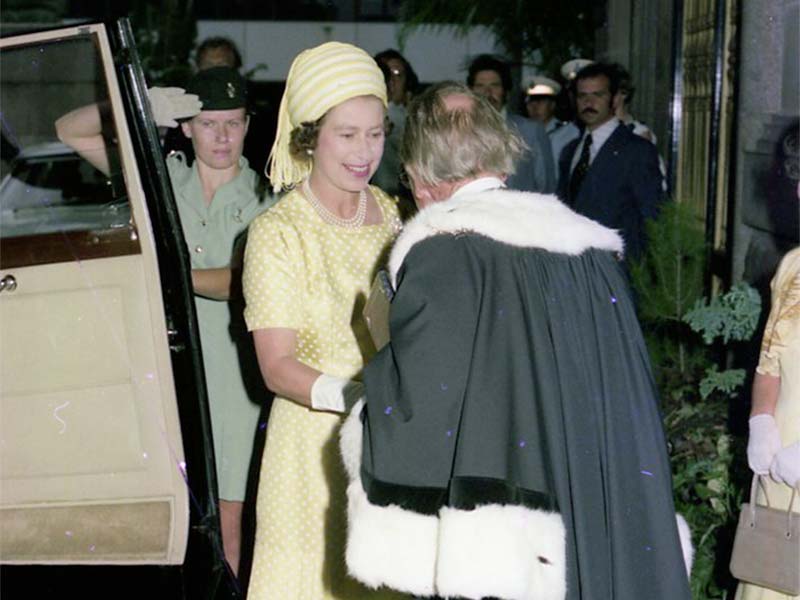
[
  {"left": 309, "top": 95, "right": 386, "bottom": 198},
  {"left": 181, "top": 108, "right": 248, "bottom": 170}
]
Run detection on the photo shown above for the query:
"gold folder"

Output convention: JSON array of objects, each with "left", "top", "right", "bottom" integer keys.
[{"left": 363, "top": 270, "right": 393, "bottom": 351}]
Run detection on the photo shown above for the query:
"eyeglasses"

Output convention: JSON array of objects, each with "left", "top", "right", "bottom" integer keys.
[{"left": 398, "top": 167, "right": 412, "bottom": 190}]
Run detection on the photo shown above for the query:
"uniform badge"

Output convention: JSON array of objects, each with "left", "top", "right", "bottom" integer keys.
[{"left": 227, "top": 82, "right": 236, "bottom": 98}]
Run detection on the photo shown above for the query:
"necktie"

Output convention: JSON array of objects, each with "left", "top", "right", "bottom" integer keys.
[{"left": 569, "top": 133, "right": 592, "bottom": 204}]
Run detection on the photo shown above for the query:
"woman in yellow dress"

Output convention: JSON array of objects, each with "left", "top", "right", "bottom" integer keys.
[
  {"left": 737, "top": 246, "right": 800, "bottom": 600},
  {"left": 242, "top": 42, "right": 407, "bottom": 598}
]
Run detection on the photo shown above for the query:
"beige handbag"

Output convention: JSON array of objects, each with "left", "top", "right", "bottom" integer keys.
[{"left": 729, "top": 475, "right": 800, "bottom": 595}]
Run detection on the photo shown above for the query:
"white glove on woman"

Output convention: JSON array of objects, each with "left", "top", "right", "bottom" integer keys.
[
  {"left": 310, "top": 373, "right": 364, "bottom": 413},
  {"left": 747, "top": 414, "right": 782, "bottom": 474},
  {"left": 147, "top": 87, "right": 202, "bottom": 127},
  {"left": 770, "top": 442, "right": 800, "bottom": 489}
]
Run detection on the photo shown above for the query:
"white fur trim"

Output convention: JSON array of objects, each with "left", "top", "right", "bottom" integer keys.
[
  {"left": 388, "top": 189, "right": 624, "bottom": 285},
  {"left": 340, "top": 402, "right": 567, "bottom": 599},
  {"left": 345, "top": 479, "right": 440, "bottom": 597},
  {"left": 339, "top": 399, "right": 365, "bottom": 481},
  {"left": 436, "top": 504, "right": 567, "bottom": 600},
  {"left": 340, "top": 400, "right": 439, "bottom": 596},
  {"left": 676, "top": 513, "right": 694, "bottom": 578}
]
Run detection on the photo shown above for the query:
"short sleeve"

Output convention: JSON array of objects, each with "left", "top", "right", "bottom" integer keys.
[
  {"left": 242, "top": 213, "right": 303, "bottom": 331},
  {"left": 756, "top": 250, "right": 800, "bottom": 376}
]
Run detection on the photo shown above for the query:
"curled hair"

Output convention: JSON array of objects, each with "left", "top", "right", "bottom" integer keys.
[
  {"left": 400, "top": 81, "right": 526, "bottom": 187},
  {"left": 288, "top": 106, "right": 392, "bottom": 162},
  {"left": 467, "top": 54, "right": 512, "bottom": 92},
  {"left": 289, "top": 118, "right": 322, "bottom": 162}
]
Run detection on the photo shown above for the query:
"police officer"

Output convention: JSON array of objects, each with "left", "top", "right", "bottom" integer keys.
[{"left": 525, "top": 76, "right": 580, "bottom": 184}]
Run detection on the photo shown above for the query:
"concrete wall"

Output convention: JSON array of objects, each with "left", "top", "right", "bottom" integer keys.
[{"left": 732, "top": 0, "right": 799, "bottom": 288}]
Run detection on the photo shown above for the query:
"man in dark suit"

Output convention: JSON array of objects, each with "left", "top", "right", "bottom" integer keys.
[
  {"left": 468, "top": 54, "right": 556, "bottom": 193},
  {"left": 557, "top": 62, "right": 664, "bottom": 263}
]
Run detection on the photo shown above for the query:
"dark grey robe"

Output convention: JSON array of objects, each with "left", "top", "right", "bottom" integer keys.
[{"left": 340, "top": 187, "right": 691, "bottom": 600}]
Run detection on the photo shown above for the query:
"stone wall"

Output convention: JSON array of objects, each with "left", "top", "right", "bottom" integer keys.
[{"left": 732, "top": 0, "right": 799, "bottom": 290}]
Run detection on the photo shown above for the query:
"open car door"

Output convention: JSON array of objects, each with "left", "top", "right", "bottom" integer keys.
[{"left": 0, "top": 20, "right": 239, "bottom": 599}]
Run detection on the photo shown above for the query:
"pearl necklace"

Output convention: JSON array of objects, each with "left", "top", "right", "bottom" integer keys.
[{"left": 302, "top": 179, "right": 367, "bottom": 228}]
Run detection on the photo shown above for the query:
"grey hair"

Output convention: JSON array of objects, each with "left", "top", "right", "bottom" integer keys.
[{"left": 400, "top": 81, "right": 527, "bottom": 187}]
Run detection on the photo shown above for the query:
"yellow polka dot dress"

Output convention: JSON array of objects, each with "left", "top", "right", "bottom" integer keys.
[{"left": 243, "top": 186, "right": 408, "bottom": 599}]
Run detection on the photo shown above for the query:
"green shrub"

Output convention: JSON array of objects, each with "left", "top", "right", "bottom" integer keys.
[{"left": 631, "top": 202, "right": 761, "bottom": 599}]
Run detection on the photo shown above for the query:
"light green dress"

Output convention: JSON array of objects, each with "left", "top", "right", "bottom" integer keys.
[
  {"left": 243, "top": 186, "right": 409, "bottom": 599},
  {"left": 169, "top": 152, "right": 274, "bottom": 501},
  {"left": 736, "top": 247, "right": 800, "bottom": 600}
]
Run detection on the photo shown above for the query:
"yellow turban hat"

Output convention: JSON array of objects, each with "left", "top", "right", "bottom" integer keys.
[{"left": 267, "top": 41, "right": 388, "bottom": 193}]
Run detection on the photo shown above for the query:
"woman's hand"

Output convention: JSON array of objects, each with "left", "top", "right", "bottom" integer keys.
[
  {"left": 747, "top": 414, "right": 782, "bottom": 475},
  {"left": 770, "top": 442, "right": 800, "bottom": 488},
  {"left": 310, "top": 374, "right": 364, "bottom": 413}
]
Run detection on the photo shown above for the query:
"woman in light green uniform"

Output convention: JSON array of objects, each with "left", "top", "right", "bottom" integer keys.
[{"left": 173, "top": 67, "right": 274, "bottom": 576}]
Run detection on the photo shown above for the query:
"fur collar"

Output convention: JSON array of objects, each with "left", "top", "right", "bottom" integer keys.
[{"left": 388, "top": 189, "right": 624, "bottom": 285}]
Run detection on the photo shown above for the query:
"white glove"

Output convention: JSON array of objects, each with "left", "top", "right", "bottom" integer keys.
[
  {"left": 310, "top": 373, "right": 364, "bottom": 414},
  {"left": 147, "top": 87, "right": 202, "bottom": 128},
  {"left": 747, "top": 414, "right": 782, "bottom": 474},
  {"left": 770, "top": 442, "right": 800, "bottom": 489}
]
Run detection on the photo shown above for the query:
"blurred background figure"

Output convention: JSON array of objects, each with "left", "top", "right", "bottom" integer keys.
[
  {"left": 525, "top": 76, "right": 580, "bottom": 187},
  {"left": 372, "top": 49, "right": 419, "bottom": 203},
  {"left": 561, "top": 58, "right": 594, "bottom": 83},
  {"left": 195, "top": 36, "right": 243, "bottom": 71},
  {"left": 611, "top": 63, "right": 655, "bottom": 143},
  {"left": 468, "top": 54, "right": 555, "bottom": 193}
]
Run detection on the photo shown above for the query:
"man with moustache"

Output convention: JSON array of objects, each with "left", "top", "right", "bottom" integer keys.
[
  {"left": 468, "top": 54, "right": 556, "bottom": 193},
  {"left": 557, "top": 62, "right": 664, "bottom": 264}
]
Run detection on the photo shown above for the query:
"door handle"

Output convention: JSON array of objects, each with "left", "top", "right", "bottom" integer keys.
[{"left": 0, "top": 275, "right": 17, "bottom": 293}]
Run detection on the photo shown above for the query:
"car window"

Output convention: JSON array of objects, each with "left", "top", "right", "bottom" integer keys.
[{"left": 0, "top": 35, "right": 135, "bottom": 262}]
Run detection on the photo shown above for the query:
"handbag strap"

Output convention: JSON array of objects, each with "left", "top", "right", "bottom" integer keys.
[
  {"left": 747, "top": 476, "right": 771, "bottom": 523},
  {"left": 750, "top": 475, "right": 771, "bottom": 509},
  {"left": 787, "top": 487, "right": 797, "bottom": 537},
  {"left": 748, "top": 475, "right": 798, "bottom": 536}
]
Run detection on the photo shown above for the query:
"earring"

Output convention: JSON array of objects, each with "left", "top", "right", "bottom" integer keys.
[{"left": 306, "top": 148, "right": 313, "bottom": 156}]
